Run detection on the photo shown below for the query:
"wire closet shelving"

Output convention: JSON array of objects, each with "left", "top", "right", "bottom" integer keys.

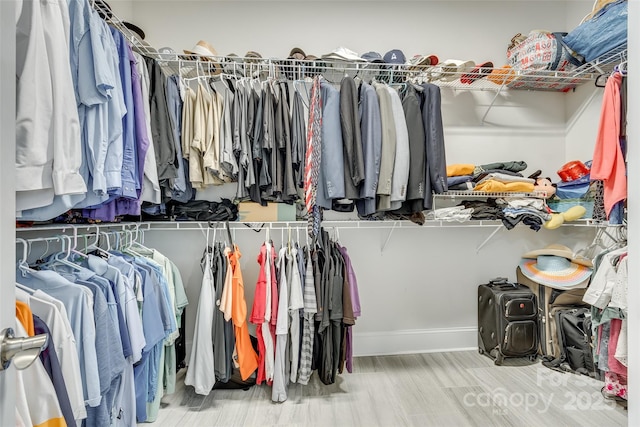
[{"left": 93, "top": 1, "right": 627, "bottom": 94}]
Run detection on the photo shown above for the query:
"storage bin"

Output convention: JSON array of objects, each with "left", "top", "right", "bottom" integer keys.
[{"left": 547, "top": 199, "right": 594, "bottom": 219}]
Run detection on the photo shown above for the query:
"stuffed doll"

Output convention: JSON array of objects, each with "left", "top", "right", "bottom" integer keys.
[
  {"left": 528, "top": 170, "right": 557, "bottom": 199},
  {"left": 527, "top": 171, "right": 585, "bottom": 228},
  {"left": 533, "top": 177, "right": 556, "bottom": 199}
]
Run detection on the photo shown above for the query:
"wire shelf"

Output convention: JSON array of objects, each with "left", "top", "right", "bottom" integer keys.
[
  {"left": 93, "top": 0, "right": 626, "bottom": 93},
  {"left": 435, "top": 190, "right": 549, "bottom": 199}
]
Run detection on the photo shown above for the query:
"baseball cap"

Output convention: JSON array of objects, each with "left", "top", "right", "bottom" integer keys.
[
  {"left": 383, "top": 49, "right": 406, "bottom": 65},
  {"left": 321, "top": 47, "right": 366, "bottom": 62},
  {"left": 408, "top": 54, "right": 439, "bottom": 69},
  {"left": 361, "top": 51, "right": 384, "bottom": 63}
]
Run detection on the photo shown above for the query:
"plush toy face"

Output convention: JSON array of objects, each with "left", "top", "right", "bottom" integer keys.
[{"left": 534, "top": 177, "right": 556, "bottom": 198}]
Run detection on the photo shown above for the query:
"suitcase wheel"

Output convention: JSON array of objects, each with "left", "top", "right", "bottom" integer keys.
[
  {"left": 494, "top": 354, "right": 504, "bottom": 366},
  {"left": 528, "top": 355, "right": 537, "bottom": 362},
  {"left": 478, "top": 348, "right": 484, "bottom": 355}
]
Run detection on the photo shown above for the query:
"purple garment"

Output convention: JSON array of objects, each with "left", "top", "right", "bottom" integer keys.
[
  {"left": 83, "top": 198, "right": 141, "bottom": 221},
  {"left": 338, "top": 245, "right": 361, "bottom": 318},
  {"left": 33, "top": 315, "right": 76, "bottom": 427}
]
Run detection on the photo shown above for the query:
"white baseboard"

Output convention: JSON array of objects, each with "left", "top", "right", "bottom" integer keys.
[
  {"left": 186, "top": 327, "right": 478, "bottom": 362},
  {"left": 353, "top": 327, "right": 478, "bottom": 357}
]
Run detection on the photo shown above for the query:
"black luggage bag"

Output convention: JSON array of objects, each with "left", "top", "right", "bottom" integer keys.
[{"left": 478, "top": 278, "right": 538, "bottom": 365}]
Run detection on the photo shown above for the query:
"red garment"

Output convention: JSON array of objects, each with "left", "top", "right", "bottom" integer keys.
[
  {"left": 250, "top": 245, "right": 268, "bottom": 325},
  {"left": 250, "top": 245, "right": 268, "bottom": 384},
  {"left": 591, "top": 72, "right": 626, "bottom": 218},
  {"left": 228, "top": 246, "right": 259, "bottom": 381}
]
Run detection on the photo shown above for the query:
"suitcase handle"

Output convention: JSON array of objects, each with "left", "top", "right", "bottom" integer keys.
[{"left": 488, "top": 277, "right": 515, "bottom": 286}]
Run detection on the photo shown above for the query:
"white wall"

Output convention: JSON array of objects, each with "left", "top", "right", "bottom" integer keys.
[
  {"left": 128, "top": 1, "right": 570, "bottom": 62},
  {"left": 107, "top": 0, "right": 133, "bottom": 21}
]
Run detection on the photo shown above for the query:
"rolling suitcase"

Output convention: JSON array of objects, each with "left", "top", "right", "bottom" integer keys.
[{"left": 478, "top": 277, "right": 538, "bottom": 365}]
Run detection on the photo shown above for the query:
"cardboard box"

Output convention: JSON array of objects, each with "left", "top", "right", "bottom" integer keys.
[{"left": 238, "top": 202, "right": 297, "bottom": 222}]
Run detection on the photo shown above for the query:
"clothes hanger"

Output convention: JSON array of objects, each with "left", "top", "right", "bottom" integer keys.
[
  {"left": 42, "top": 235, "right": 84, "bottom": 272},
  {"left": 85, "top": 226, "right": 111, "bottom": 258},
  {"left": 614, "top": 61, "right": 627, "bottom": 76},
  {"left": 122, "top": 229, "right": 146, "bottom": 258},
  {"left": 223, "top": 221, "right": 234, "bottom": 252},
  {"left": 16, "top": 282, "right": 35, "bottom": 294},
  {"left": 101, "top": 231, "right": 113, "bottom": 252},
  {"left": 69, "top": 227, "right": 88, "bottom": 260},
  {"left": 34, "top": 238, "right": 51, "bottom": 264},
  {"left": 594, "top": 74, "right": 607, "bottom": 88},
  {"left": 16, "top": 238, "right": 29, "bottom": 267}
]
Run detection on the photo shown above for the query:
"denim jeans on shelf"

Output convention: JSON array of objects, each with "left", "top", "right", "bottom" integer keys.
[{"left": 563, "top": 0, "right": 628, "bottom": 62}]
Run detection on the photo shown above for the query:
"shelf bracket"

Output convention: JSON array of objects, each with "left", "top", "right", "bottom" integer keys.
[
  {"left": 476, "top": 225, "right": 503, "bottom": 253},
  {"left": 381, "top": 221, "right": 399, "bottom": 253},
  {"left": 481, "top": 83, "right": 506, "bottom": 124}
]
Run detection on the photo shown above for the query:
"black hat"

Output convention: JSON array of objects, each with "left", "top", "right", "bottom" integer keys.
[{"left": 123, "top": 21, "right": 145, "bottom": 40}]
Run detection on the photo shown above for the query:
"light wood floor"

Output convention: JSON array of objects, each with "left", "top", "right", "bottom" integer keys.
[{"left": 145, "top": 350, "right": 627, "bottom": 427}]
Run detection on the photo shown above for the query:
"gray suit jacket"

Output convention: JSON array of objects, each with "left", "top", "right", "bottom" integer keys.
[
  {"left": 373, "top": 81, "right": 396, "bottom": 212},
  {"left": 387, "top": 86, "right": 410, "bottom": 210},
  {"left": 401, "top": 84, "right": 426, "bottom": 213},
  {"left": 317, "top": 79, "right": 345, "bottom": 209},
  {"left": 420, "top": 83, "right": 448, "bottom": 210},
  {"left": 355, "top": 82, "right": 382, "bottom": 217}
]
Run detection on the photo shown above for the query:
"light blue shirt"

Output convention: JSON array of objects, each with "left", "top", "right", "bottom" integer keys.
[
  {"left": 72, "top": 8, "right": 123, "bottom": 210},
  {"left": 84, "top": 255, "right": 133, "bottom": 358},
  {"left": 16, "top": 267, "right": 102, "bottom": 408},
  {"left": 76, "top": 280, "right": 124, "bottom": 427},
  {"left": 43, "top": 260, "right": 128, "bottom": 427},
  {"left": 107, "top": 254, "right": 147, "bottom": 362}
]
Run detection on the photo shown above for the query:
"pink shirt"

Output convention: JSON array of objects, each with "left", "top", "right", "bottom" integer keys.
[{"left": 590, "top": 72, "right": 626, "bottom": 218}]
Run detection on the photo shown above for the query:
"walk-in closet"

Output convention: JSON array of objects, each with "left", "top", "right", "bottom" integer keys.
[{"left": 1, "top": 0, "right": 636, "bottom": 426}]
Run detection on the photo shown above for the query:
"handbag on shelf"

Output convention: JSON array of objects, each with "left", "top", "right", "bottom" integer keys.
[{"left": 506, "top": 31, "right": 584, "bottom": 73}]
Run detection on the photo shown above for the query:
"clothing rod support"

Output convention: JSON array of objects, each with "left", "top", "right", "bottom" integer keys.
[
  {"left": 381, "top": 221, "right": 399, "bottom": 253},
  {"left": 476, "top": 225, "right": 503, "bottom": 253}
]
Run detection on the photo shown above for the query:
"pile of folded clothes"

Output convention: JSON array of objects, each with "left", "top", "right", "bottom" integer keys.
[{"left": 446, "top": 160, "right": 535, "bottom": 193}]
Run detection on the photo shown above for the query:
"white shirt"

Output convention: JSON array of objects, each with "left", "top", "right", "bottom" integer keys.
[
  {"left": 15, "top": 319, "right": 65, "bottom": 427},
  {"left": 16, "top": 286, "right": 87, "bottom": 422},
  {"left": 582, "top": 247, "right": 627, "bottom": 309},
  {"left": 15, "top": 0, "right": 86, "bottom": 211},
  {"left": 184, "top": 253, "right": 216, "bottom": 395},
  {"left": 288, "top": 247, "right": 304, "bottom": 383}
]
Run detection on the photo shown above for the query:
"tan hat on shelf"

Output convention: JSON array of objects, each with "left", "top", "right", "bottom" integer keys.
[{"left": 183, "top": 40, "right": 222, "bottom": 74}]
